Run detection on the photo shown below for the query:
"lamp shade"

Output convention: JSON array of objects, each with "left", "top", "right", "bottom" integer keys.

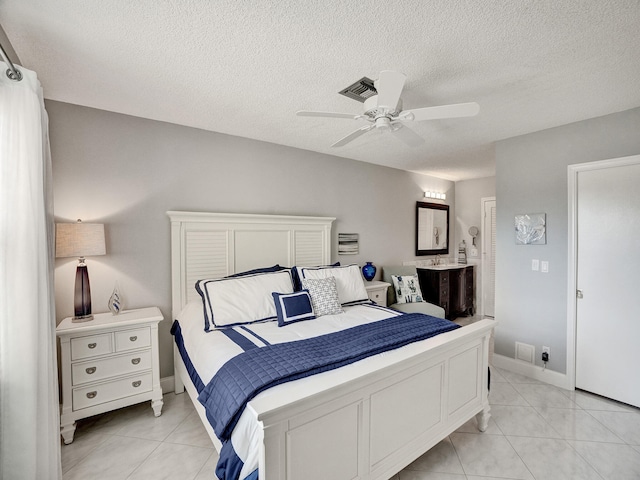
[{"left": 55, "top": 221, "right": 106, "bottom": 258}]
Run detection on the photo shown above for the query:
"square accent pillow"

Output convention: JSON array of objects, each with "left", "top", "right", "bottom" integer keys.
[
  {"left": 391, "top": 274, "right": 424, "bottom": 304},
  {"left": 301, "top": 277, "right": 344, "bottom": 317},
  {"left": 296, "top": 264, "right": 368, "bottom": 305},
  {"left": 272, "top": 290, "right": 316, "bottom": 327}
]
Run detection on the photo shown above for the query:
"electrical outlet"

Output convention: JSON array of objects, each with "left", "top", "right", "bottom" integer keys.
[{"left": 542, "top": 346, "right": 550, "bottom": 363}]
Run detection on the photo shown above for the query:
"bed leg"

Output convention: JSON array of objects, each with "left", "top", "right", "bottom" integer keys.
[{"left": 476, "top": 405, "right": 491, "bottom": 432}]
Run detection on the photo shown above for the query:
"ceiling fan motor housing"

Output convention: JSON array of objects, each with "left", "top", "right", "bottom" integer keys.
[{"left": 364, "top": 95, "right": 402, "bottom": 120}]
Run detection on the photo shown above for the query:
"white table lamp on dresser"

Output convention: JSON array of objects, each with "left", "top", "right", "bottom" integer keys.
[
  {"left": 56, "top": 307, "right": 164, "bottom": 444},
  {"left": 55, "top": 220, "right": 106, "bottom": 322}
]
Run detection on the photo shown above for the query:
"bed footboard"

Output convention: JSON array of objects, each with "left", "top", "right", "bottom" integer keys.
[{"left": 256, "top": 319, "right": 494, "bottom": 480}]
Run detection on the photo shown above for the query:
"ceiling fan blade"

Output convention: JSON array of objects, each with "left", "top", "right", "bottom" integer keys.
[
  {"left": 297, "top": 110, "right": 361, "bottom": 120},
  {"left": 331, "top": 124, "right": 375, "bottom": 148},
  {"left": 375, "top": 70, "right": 406, "bottom": 111},
  {"left": 392, "top": 125, "right": 425, "bottom": 147},
  {"left": 402, "top": 102, "right": 480, "bottom": 122}
]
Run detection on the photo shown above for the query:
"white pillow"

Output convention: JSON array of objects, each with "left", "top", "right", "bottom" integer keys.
[
  {"left": 296, "top": 264, "right": 368, "bottom": 305},
  {"left": 196, "top": 270, "right": 294, "bottom": 330},
  {"left": 301, "top": 277, "right": 344, "bottom": 317},
  {"left": 391, "top": 274, "right": 424, "bottom": 304}
]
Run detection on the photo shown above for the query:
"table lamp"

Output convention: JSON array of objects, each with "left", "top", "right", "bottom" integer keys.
[{"left": 56, "top": 220, "right": 106, "bottom": 322}]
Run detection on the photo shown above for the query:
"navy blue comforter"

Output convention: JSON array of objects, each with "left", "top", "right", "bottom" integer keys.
[{"left": 198, "top": 313, "right": 459, "bottom": 442}]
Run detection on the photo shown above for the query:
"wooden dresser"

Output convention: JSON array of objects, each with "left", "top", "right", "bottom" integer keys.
[{"left": 417, "top": 265, "right": 474, "bottom": 319}]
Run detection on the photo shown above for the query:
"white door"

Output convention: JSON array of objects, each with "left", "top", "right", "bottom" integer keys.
[
  {"left": 575, "top": 160, "right": 640, "bottom": 407},
  {"left": 481, "top": 198, "right": 496, "bottom": 317}
]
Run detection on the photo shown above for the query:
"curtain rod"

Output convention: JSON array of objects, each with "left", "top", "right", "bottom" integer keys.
[{"left": 0, "top": 41, "right": 22, "bottom": 81}]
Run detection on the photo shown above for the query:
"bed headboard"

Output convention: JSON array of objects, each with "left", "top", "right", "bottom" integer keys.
[{"left": 167, "top": 211, "right": 335, "bottom": 318}]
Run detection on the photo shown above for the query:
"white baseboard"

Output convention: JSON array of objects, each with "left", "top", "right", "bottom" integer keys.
[
  {"left": 492, "top": 354, "right": 571, "bottom": 390},
  {"left": 161, "top": 376, "right": 175, "bottom": 394}
]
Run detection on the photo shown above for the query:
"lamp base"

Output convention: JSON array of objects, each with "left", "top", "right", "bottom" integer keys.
[{"left": 74, "top": 262, "right": 93, "bottom": 321}]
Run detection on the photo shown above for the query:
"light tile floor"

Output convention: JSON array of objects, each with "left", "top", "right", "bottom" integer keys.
[{"left": 62, "top": 366, "right": 640, "bottom": 479}]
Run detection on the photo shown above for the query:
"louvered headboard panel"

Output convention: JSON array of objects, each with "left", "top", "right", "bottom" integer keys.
[{"left": 168, "top": 211, "right": 335, "bottom": 318}]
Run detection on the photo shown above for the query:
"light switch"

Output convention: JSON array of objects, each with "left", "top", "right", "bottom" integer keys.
[
  {"left": 532, "top": 259, "right": 539, "bottom": 271},
  {"left": 470, "top": 248, "right": 478, "bottom": 257},
  {"left": 541, "top": 261, "right": 549, "bottom": 273}
]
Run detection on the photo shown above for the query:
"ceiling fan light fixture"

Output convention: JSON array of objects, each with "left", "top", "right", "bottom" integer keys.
[{"left": 375, "top": 117, "right": 392, "bottom": 131}]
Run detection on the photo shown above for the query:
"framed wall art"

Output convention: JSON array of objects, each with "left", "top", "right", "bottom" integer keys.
[{"left": 515, "top": 213, "right": 546, "bottom": 245}]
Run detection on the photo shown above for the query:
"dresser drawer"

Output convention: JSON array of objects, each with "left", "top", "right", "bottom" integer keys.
[
  {"left": 72, "top": 372, "right": 153, "bottom": 410},
  {"left": 71, "top": 333, "right": 113, "bottom": 360},
  {"left": 72, "top": 350, "right": 152, "bottom": 386},
  {"left": 115, "top": 327, "right": 151, "bottom": 352}
]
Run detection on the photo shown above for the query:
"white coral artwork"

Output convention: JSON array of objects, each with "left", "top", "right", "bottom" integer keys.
[{"left": 515, "top": 213, "right": 546, "bottom": 245}]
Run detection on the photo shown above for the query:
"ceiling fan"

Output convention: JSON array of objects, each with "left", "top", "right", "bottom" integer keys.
[{"left": 296, "top": 70, "right": 479, "bottom": 148}]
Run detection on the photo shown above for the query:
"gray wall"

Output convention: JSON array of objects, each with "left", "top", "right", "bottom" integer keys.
[
  {"left": 494, "top": 106, "right": 640, "bottom": 373},
  {"left": 47, "top": 100, "right": 454, "bottom": 379}
]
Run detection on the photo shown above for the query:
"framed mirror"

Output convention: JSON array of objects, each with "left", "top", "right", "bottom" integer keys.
[{"left": 416, "top": 201, "right": 449, "bottom": 255}]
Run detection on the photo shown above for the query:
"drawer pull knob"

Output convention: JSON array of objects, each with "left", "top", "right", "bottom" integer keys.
[
  {"left": 131, "top": 358, "right": 141, "bottom": 365},
  {"left": 129, "top": 336, "right": 137, "bottom": 342},
  {"left": 132, "top": 380, "right": 142, "bottom": 388},
  {"left": 86, "top": 391, "right": 97, "bottom": 399},
  {"left": 85, "top": 367, "right": 96, "bottom": 374},
  {"left": 88, "top": 343, "right": 97, "bottom": 349}
]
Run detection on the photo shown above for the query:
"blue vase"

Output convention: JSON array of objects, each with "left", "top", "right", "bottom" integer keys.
[{"left": 362, "top": 262, "right": 376, "bottom": 281}]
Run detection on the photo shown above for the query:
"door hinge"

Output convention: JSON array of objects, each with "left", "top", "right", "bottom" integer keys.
[{"left": 576, "top": 289, "right": 583, "bottom": 299}]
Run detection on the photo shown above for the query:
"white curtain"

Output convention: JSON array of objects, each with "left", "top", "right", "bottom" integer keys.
[{"left": 0, "top": 63, "right": 62, "bottom": 478}]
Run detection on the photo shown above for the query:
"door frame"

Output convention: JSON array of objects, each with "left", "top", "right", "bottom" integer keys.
[
  {"left": 480, "top": 196, "right": 496, "bottom": 317},
  {"left": 566, "top": 154, "right": 640, "bottom": 390}
]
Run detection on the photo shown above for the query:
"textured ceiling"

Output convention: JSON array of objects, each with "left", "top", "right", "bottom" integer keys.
[{"left": 2, "top": 1, "right": 640, "bottom": 180}]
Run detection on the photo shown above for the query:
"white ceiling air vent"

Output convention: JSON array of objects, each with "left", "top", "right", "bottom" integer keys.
[{"left": 338, "top": 77, "right": 377, "bottom": 103}]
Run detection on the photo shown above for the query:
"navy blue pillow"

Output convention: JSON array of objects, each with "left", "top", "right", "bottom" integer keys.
[
  {"left": 291, "top": 262, "right": 340, "bottom": 291},
  {"left": 272, "top": 290, "right": 315, "bottom": 327},
  {"left": 226, "top": 264, "right": 285, "bottom": 278}
]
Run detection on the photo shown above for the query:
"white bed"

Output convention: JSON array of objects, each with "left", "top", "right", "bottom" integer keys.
[{"left": 168, "top": 211, "right": 495, "bottom": 480}]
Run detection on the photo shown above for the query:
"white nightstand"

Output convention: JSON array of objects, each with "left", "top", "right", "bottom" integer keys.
[
  {"left": 364, "top": 280, "right": 391, "bottom": 307},
  {"left": 56, "top": 307, "right": 164, "bottom": 444}
]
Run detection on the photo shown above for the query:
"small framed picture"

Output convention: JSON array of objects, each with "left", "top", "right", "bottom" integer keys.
[{"left": 338, "top": 233, "right": 359, "bottom": 255}]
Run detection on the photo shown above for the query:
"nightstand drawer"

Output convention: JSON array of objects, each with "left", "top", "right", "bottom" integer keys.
[
  {"left": 115, "top": 327, "right": 150, "bottom": 352},
  {"left": 71, "top": 333, "right": 113, "bottom": 360},
  {"left": 72, "top": 350, "right": 152, "bottom": 385},
  {"left": 368, "top": 288, "right": 387, "bottom": 306},
  {"left": 72, "top": 372, "right": 153, "bottom": 410},
  {"left": 365, "top": 281, "right": 391, "bottom": 308}
]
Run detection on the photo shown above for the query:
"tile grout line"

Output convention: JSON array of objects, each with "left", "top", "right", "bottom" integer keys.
[
  {"left": 124, "top": 440, "right": 164, "bottom": 480},
  {"left": 561, "top": 437, "right": 607, "bottom": 480},
  {"left": 61, "top": 432, "right": 113, "bottom": 476}
]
